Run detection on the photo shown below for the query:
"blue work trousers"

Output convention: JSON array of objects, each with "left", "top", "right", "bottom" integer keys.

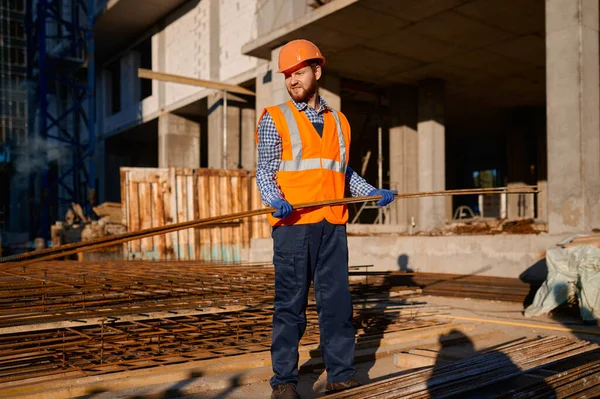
[{"left": 270, "top": 220, "right": 355, "bottom": 388}]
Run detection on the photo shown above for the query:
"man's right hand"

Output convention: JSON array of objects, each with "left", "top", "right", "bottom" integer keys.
[{"left": 271, "top": 199, "right": 293, "bottom": 219}]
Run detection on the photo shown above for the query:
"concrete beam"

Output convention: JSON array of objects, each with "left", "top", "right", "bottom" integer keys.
[
  {"left": 546, "top": 0, "right": 600, "bottom": 233},
  {"left": 242, "top": 0, "right": 360, "bottom": 59}
]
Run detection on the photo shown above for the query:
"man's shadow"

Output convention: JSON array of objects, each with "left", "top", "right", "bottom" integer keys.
[
  {"left": 427, "top": 330, "right": 556, "bottom": 398},
  {"left": 353, "top": 254, "right": 417, "bottom": 385}
]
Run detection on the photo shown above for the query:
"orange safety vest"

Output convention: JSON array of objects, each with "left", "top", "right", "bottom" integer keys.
[{"left": 255, "top": 100, "right": 351, "bottom": 227}]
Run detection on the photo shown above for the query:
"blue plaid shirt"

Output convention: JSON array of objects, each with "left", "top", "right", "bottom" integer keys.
[{"left": 256, "top": 96, "right": 376, "bottom": 206}]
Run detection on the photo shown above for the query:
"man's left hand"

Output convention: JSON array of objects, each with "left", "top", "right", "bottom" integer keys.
[{"left": 368, "top": 189, "right": 398, "bottom": 207}]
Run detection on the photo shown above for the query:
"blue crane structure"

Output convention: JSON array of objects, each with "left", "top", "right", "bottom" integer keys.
[{"left": 26, "top": 0, "right": 96, "bottom": 240}]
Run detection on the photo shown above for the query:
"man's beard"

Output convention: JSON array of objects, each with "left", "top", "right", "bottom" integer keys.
[{"left": 288, "top": 79, "right": 317, "bottom": 103}]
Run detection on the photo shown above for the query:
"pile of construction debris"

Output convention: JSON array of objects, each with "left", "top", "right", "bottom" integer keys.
[
  {"left": 50, "top": 202, "right": 125, "bottom": 260},
  {"left": 427, "top": 218, "right": 547, "bottom": 236}
]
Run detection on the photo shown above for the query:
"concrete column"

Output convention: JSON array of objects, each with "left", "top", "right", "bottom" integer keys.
[
  {"left": 319, "top": 73, "right": 341, "bottom": 110},
  {"left": 506, "top": 123, "right": 535, "bottom": 220},
  {"left": 546, "top": 0, "right": 600, "bottom": 233},
  {"left": 536, "top": 120, "right": 548, "bottom": 222},
  {"left": 417, "top": 79, "right": 446, "bottom": 231},
  {"left": 209, "top": 0, "right": 220, "bottom": 81},
  {"left": 241, "top": 108, "right": 257, "bottom": 170},
  {"left": 120, "top": 51, "right": 141, "bottom": 110},
  {"left": 207, "top": 93, "right": 241, "bottom": 169},
  {"left": 255, "top": 64, "right": 273, "bottom": 121},
  {"left": 270, "top": 47, "right": 288, "bottom": 105},
  {"left": 158, "top": 113, "right": 200, "bottom": 168},
  {"left": 388, "top": 86, "right": 418, "bottom": 231},
  {"left": 152, "top": 30, "right": 166, "bottom": 109}
]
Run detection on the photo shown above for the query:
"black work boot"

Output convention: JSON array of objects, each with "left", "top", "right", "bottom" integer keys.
[
  {"left": 325, "top": 377, "right": 361, "bottom": 393},
  {"left": 271, "top": 383, "right": 300, "bottom": 399}
]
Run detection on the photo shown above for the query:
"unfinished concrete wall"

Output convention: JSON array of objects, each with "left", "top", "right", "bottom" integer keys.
[
  {"left": 164, "top": 0, "right": 214, "bottom": 105},
  {"left": 220, "top": 0, "right": 260, "bottom": 81},
  {"left": 254, "top": 0, "right": 310, "bottom": 38},
  {"left": 546, "top": 0, "right": 600, "bottom": 233},
  {"left": 158, "top": 113, "right": 201, "bottom": 168},
  {"left": 250, "top": 233, "right": 564, "bottom": 280}
]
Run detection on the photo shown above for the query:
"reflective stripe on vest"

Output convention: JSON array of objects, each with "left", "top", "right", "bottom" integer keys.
[{"left": 277, "top": 102, "right": 347, "bottom": 173}]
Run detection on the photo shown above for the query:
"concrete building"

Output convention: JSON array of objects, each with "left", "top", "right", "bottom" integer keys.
[{"left": 93, "top": 0, "right": 599, "bottom": 276}]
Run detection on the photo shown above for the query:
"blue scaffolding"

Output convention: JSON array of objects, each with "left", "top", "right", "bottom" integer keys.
[{"left": 26, "top": 0, "right": 96, "bottom": 240}]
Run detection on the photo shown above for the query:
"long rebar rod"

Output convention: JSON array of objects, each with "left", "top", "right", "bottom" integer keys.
[
  {"left": 0, "top": 186, "right": 538, "bottom": 265},
  {"left": 323, "top": 336, "right": 599, "bottom": 399}
]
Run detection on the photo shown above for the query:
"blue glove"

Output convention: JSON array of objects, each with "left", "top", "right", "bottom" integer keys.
[
  {"left": 368, "top": 189, "right": 398, "bottom": 207},
  {"left": 271, "top": 198, "right": 293, "bottom": 219}
]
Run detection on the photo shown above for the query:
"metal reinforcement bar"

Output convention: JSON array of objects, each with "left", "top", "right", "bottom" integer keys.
[
  {"left": 351, "top": 271, "right": 540, "bottom": 303},
  {"left": 0, "top": 303, "right": 449, "bottom": 386},
  {"left": 0, "top": 186, "right": 538, "bottom": 265},
  {"left": 0, "top": 261, "right": 426, "bottom": 329},
  {"left": 323, "top": 336, "right": 599, "bottom": 399},
  {"left": 495, "top": 360, "right": 600, "bottom": 398}
]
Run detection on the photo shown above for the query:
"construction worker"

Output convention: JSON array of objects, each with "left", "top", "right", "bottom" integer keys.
[{"left": 255, "top": 39, "right": 397, "bottom": 399}]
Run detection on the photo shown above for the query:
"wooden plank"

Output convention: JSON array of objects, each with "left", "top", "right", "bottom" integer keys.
[
  {"left": 120, "top": 169, "right": 130, "bottom": 259},
  {"left": 128, "top": 182, "right": 141, "bottom": 257},
  {"left": 176, "top": 170, "right": 189, "bottom": 260},
  {"left": 197, "top": 172, "right": 210, "bottom": 261},
  {"left": 231, "top": 175, "right": 242, "bottom": 261},
  {"left": 240, "top": 172, "right": 250, "bottom": 249},
  {"left": 168, "top": 168, "right": 179, "bottom": 260},
  {"left": 186, "top": 171, "right": 196, "bottom": 259},
  {"left": 192, "top": 170, "right": 200, "bottom": 260},
  {"left": 151, "top": 181, "right": 166, "bottom": 260},
  {"left": 137, "top": 68, "right": 256, "bottom": 96},
  {"left": 250, "top": 177, "right": 259, "bottom": 240},
  {"left": 225, "top": 175, "right": 234, "bottom": 261},
  {"left": 209, "top": 173, "right": 220, "bottom": 261},
  {"left": 138, "top": 182, "right": 153, "bottom": 259},
  {"left": 221, "top": 175, "right": 232, "bottom": 261}
]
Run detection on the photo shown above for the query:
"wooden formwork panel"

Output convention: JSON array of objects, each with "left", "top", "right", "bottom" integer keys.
[{"left": 121, "top": 167, "right": 270, "bottom": 261}]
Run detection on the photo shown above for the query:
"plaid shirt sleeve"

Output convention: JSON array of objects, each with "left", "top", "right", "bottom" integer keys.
[
  {"left": 345, "top": 166, "right": 376, "bottom": 197},
  {"left": 256, "top": 111, "right": 284, "bottom": 206}
]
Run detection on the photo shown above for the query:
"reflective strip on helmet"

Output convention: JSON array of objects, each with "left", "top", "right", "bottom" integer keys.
[{"left": 277, "top": 102, "right": 347, "bottom": 174}]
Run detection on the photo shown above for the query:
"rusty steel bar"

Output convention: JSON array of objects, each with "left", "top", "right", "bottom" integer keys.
[
  {"left": 0, "top": 261, "right": 425, "bottom": 329},
  {"left": 0, "top": 306, "right": 449, "bottom": 386},
  {"left": 0, "top": 186, "right": 538, "bottom": 265},
  {"left": 323, "top": 336, "right": 599, "bottom": 399}
]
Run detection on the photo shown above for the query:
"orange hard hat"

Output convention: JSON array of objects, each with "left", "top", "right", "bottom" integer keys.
[{"left": 277, "top": 39, "right": 326, "bottom": 73}]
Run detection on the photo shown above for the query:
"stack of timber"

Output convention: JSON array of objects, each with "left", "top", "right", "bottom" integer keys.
[
  {"left": 351, "top": 271, "right": 541, "bottom": 303},
  {"left": 121, "top": 167, "right": 271, "bottom": 262},
  {"left": 324, "top": 336, "right": 600, "bottom": 399}
]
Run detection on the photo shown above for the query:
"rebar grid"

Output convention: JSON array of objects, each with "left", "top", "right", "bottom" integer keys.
[
  {"left": 0, "top": 261, "right": 423, "bottom": 328},
  {"left": 353, "top": 271, "right": 538, "bottom": 303},
  {"left": 0, "top": 305, "right": 447, "bottom": 386}
]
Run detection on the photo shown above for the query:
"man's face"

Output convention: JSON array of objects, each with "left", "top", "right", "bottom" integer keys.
[{"left": 284, "top": 63, "right": 321, "bottom": 103}]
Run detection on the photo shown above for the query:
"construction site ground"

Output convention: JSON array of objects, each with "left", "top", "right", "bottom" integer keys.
[{"left": 82, "top": 295, "right": 600, "bottom": 399}]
